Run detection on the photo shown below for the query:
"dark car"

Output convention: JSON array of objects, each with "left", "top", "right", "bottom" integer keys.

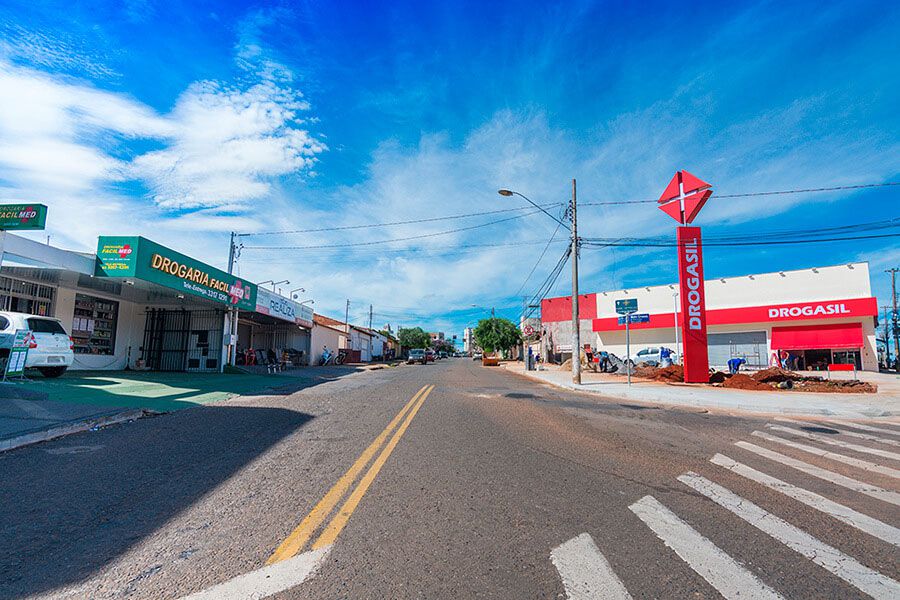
[{"left": 407, "top": 349, "right": 426, "bottom": 364}]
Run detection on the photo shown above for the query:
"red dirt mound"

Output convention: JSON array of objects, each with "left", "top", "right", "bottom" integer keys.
[
  {"left": 708, "top": 371, "right": 728, "bottom": 384},
  {"left": 752, "top": 367, "right": 803, "bottom": 383},
  {"left": 723, "top": 373, "right": 772, "bottom": 391},
  {"left": 793, "top": 379, "right": 878, "bottom": 394}
]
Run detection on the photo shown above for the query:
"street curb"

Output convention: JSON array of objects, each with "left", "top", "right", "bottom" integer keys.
[
  {"left": 0, "top": 408, "right": 153, "bottom": 454},
  {"left": 501, "top": 365, "right": 899, "bottom": 421}
]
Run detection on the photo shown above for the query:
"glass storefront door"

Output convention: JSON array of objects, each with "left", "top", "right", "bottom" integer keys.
[{"left": 832, "top": 350, "right": 861, "bottom": 369}]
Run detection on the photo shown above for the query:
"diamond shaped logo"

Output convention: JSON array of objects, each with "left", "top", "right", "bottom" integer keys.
[{"left": 658, "top": 170, "right": 712, "bottom": 224}]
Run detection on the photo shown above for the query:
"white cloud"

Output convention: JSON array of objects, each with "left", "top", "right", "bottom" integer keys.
[{"left": 130, "top": 79, "right": 325, "bottom": 209}]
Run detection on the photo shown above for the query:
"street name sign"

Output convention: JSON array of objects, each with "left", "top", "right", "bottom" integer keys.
[
  {"left": 617, "top": 313, "right": 650, "bottom": 325},
  {"left": 615, "top": 298, "right": 638, "bottom": 315}
]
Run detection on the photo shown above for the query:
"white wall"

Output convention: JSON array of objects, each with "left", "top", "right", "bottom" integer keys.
[
  {"left": 311, "top": 325, "right": 345, "bottom": 365},
  {"left": 593, "top": 262, "right": 872, "bottom": 317}
]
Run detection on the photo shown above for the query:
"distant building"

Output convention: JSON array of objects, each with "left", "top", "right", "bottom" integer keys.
[
  {"left": 463, "top": 327, "right": 475, "bottom": 354},
  {"left": 429, "top": 332, "right": 445, "bottom": 342}
]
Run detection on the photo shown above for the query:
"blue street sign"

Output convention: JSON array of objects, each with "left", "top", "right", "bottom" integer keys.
[
  {"left": 617, "top": 313, "right": 650, "bottom": 325},
  {"left": 615, "top": 298, "right": 638, "bottom": 315}
]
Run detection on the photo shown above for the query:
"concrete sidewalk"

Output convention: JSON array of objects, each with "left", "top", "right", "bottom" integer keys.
[
  {"left": 502, "top": 362, "right": 900, "bottom": 419},
  {"left": 0, "top": 393, "right": 146, "bottom": 452}
]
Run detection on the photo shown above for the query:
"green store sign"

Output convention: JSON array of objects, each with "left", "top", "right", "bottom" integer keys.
[
  {"left": 95, "top": 236, "right": 257, "bottom": 310},
  {"left": 0, "top": 204, "right": 48, "bottom": 230}
]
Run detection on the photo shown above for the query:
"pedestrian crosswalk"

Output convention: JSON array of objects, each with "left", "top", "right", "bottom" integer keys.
[{"left": 551, "top": 419, "right": 900, "bottom": 599}]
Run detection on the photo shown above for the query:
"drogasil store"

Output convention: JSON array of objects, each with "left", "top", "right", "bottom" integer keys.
[{"left": 540, "top": 262, "right": 879, "bottom": 371}]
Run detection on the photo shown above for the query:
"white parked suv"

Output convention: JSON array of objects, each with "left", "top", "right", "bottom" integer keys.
[{"left": 0, "top": 312, "right": 74, "bottom": 377}]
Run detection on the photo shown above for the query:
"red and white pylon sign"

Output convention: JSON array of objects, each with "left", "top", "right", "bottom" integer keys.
[{"left": 658, "top": 170, "right": 714, "bottom": 383}]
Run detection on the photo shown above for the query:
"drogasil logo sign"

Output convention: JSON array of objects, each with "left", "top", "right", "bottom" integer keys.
[
  {"left": 682, "top": 237, "right": 703, "bottom": 330},
  {"left": 768, "top": 303, "right": 850, "bottom": 319}
]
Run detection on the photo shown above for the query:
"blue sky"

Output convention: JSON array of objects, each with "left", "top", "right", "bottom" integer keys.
[{"left": 0, "top": 0, "right": 898, "bottom": 341}]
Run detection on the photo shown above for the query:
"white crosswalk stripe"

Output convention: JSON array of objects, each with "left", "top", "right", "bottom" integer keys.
[
  {"left": 734, "top": 441, "right": 900, "bottom": 506},
  {"left": 827, "top": 420, "right": 900, "bottom": 438},
  {"left": 766, "top": 424, "right": 900, "bottom": 462},
  {"left": 678, "top": 472, "right": 900, "bottom": 600},
  {"left": 711, "top": 454, "right": 900, "bottom": 546},
  {"left": 629, "top": 495, "right": 784, "bottom": 599},
  {"left": 550, "top": 533, "right": 632, "bottom": 599},
  {"left": 775, "top": 418, "right": 900, "bottom": 448},
  {"left": 751, "top": 430, "right": 900, "bottom": 480}
]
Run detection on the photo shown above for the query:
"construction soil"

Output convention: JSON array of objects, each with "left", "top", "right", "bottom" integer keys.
[{"left": 622, "top": 364, "right": 877, "bottom": 393}]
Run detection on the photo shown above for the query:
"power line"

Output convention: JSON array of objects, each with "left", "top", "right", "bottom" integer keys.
[
  {"left": 513, "top": 221, "right": 564, "bottom": 297},
  {"left": 242, "top": 208, "right": 544, "bottom": 250},
  {"left": 579, "top": 181, "right": 900, "bottom": 206},
  {"left": 580, "top": 232, "right": 900, "bottom": 248},
  {"left": 237, "top": 203, "right": 563, "bottom": 237}
]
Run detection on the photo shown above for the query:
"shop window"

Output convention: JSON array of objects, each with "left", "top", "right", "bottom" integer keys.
[{"left": 72, "top": 294, "right": 119, "bottom": 355}]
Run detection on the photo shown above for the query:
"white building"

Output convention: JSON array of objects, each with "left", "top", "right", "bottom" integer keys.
[
  {"left": 541, "top": 262, "right": 878, "bottom": 371},
  {"left": 463, "top": 327, "right": 474, "bottom": 354}
]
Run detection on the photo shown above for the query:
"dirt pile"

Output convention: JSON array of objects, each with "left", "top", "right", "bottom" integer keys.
[
  {"left": 708, "top": 371, "right": 728, "bottom": 384},
  {"left": 722, "top": 373, "right": 773, "bottom": 391},
  {"left": 751, "top": 367, "right": 803, "bottom": 383},
  {"left": 793, "top": 379, "right": 878, "bottom": 394},
  {"left": 627, "top": 364, "right": 685, "bottom": 382}
]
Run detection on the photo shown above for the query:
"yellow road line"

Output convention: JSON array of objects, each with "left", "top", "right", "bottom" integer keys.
[
  {"left": 312, "top": 384, "right": 434, "bottom": 549},
  {"left": 267, "top": 385, "right": 430, "bottom": 564}
]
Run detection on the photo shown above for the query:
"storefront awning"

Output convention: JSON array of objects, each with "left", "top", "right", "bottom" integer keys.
[{"left": 771, "top": 323, "right": 863, "bottom": 350}]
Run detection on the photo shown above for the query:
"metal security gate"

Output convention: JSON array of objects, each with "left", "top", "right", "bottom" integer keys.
[
  {"left": 707, "top": 331, "right": 767, "bottom": 369},
  {"left": 142, "top": 308, "right": 224, "bottom": 372}
]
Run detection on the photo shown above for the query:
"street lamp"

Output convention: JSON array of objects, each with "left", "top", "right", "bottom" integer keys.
[
  {"left": 290, "top": 287, "right": 305, "bottom": 299},
  {"left": 499, "top": 181, "right": 581, "bottom": 384},
  {"left": 273, "top": 279, "right": 289, "bottom": 292},
  {"left": 299, "top": 299, "right": 315, "bottom": 306}
]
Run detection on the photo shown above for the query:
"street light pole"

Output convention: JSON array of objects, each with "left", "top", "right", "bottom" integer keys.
[{"left": 571, "top": 178, "right": 581, "bottom": 385}]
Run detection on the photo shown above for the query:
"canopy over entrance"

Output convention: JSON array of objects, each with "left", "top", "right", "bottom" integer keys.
[{"left": 771, "top": 323, "right": 863, "bottom": 350}]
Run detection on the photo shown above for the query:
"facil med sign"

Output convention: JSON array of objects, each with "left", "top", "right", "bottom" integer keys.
[{"left": 95, "top": 236, "right": 257, "bottom": 310}]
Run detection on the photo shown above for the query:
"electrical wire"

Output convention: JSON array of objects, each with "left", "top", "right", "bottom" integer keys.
[
  {"left": 513, "top": 221, "right": 565, "bottom": 297},
  {"left": 579, "top": 181, "right": 900, "bottom": 206},
  {"left": 581, "top": 233, "right": 900, "bottom": 248},
  {"left": 237, "top": 203, "right": 563, "bottom": 237},
  {"left": 241, "top": 208, "right": 545, "bottom": 250}
]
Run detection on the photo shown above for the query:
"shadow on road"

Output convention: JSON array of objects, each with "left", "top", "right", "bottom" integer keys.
[{"left": 0, "top": 403, "right": 315, "bottom": 599}]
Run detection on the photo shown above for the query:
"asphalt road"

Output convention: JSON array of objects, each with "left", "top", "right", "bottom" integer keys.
[{"left": 1, "top": 359, "right": 898, "bottom": 599}]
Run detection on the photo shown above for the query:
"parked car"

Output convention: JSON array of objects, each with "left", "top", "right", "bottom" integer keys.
[
  {"left": 634, "top": 347, "right": 661, "bottom": 366},
  {"left": 407, "top": 349, "right": 427, "bottom": 365},
  {"left": 0, "top": 312, "right": 74, "bottom": 377},
  {"left": 438, "top": 351, "right": 448, "bottom": 359},
  {"left": 472, "top": 351, "right": 483, "bottom": 360},
  {"left": 425, "top": 350, "right": 436, "bottom": 362}
]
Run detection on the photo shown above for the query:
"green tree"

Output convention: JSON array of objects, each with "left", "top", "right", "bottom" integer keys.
[
  {"left": 398, "top": 327, "right": 431, "bottom": 350},
  {"left": 473, "top": 317, "right": 521, "bottom": 354}
]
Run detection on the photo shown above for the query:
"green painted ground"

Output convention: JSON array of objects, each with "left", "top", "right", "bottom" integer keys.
[{"left": 21, "top": 370, "right": 308, "bottom": 412}]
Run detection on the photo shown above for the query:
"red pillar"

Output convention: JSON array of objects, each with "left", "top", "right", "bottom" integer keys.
[{"left": 676, "top": 226, "right": 709, "bottom": 382}]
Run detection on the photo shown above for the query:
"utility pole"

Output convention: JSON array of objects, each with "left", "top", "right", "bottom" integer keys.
[
  {"left": 226, "top": 231, "right": 238, "bottom": 367},
  {"left": 368, "top": 304, "right": 373, "bottom": 362},
  {"left": 882, "top": 305, "right": 893, "bottom": 370},
  {"left": 889, "top": 268, "right": 899, "bottom": 370},
  {"left": 570, "top": 178, "right": 581, "bottom": 385},
  {"left": 344, "top": 299, "right": 351, "bottom": 350}
]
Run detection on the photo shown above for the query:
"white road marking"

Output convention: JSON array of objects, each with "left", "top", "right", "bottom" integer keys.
[
  {"left": 177, "top": 546, "right": 330, "bottom": 600},
  {"left": 550, "top": 533, "right": 632, "bottom": 600},
  {"left": 735, "top": 441, "right": 900, "bottom": 507},
  {"left": 751, "top": 431, "right": 900, "bottom": 480},
  {"left": 827, "top": 421, "right": 900, "bottom": 438},
  {"left": 766, "top": 424, "right": 900, "bottom": 462},
  {"left": 711, "top": 454, "right": 900, "bottom": 546},
  {"left": 629, "top": 495, "right": 783, "bottom": 599},
  {"left": 678, "top": 472, "right": 900, "bottom": 600},
  {"left": 775, "top": 418, "right": 900, "bottom": 448}
]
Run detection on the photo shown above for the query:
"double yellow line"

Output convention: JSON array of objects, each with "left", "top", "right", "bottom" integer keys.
[{"left": 267, "top": 384, "right": 435, "bottom": 563}]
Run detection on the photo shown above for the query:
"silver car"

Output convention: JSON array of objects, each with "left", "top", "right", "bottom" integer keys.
[{"left": 0, "top": 312, "right": 74, "bottom": 377}]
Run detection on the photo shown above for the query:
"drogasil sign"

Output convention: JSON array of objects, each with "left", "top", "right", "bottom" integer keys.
[
  {"left": 768, "top": 303, "right": 851, "bottom": 319},
  {"left": 683, "top": 237, "right": 703, "bottom": 330}
]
